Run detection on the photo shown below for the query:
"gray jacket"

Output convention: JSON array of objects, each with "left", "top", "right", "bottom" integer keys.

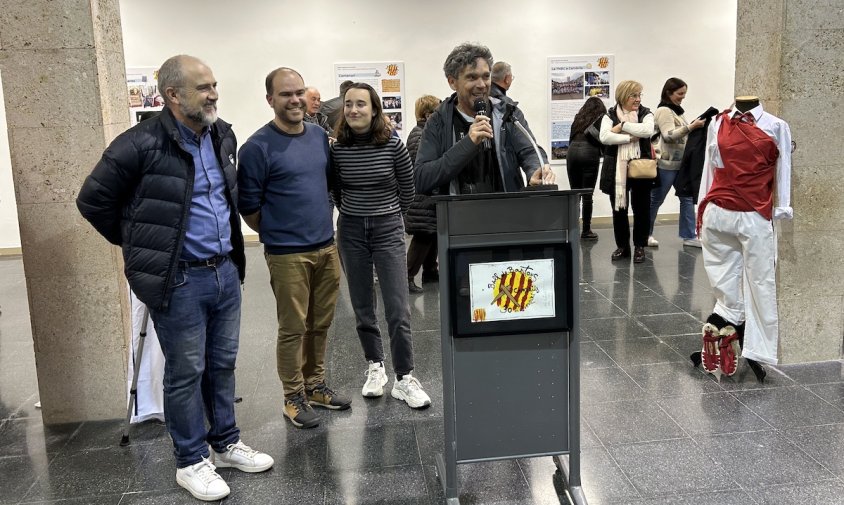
[
  {"left": 319, "top": 96, "right": 343, "bottom": 132},
  {"left": 414, "top": 93, "right": 545, "bottom": 195}
]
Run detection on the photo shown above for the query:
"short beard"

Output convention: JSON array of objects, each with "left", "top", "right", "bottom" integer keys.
[{"left": 183, "top": 103, "right": 217, "bottom": 127}]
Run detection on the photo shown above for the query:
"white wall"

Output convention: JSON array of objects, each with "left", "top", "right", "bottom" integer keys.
[
  {"left": 0, "top": 75, "right": 20, "bottom": 249},
  {"left": 0, "top": 0, "right": 737, "bottom": 248}
]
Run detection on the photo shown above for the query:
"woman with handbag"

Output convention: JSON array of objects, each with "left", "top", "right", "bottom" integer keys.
[
  {"left": 599, "top": 80, "right": 656, "bottom": 264},
  {"left": 647, "top": 77, "right": 706, "bottom": 248},
  {"left": 566, "top": 96, "right": 606, "bottom": 240}
]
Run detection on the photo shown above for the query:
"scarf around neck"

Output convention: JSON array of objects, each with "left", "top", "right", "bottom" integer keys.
[
  {"left": 614, "top": 107, "right": 641, "bottom": 210},
  {"left": 658, "top": 101, "right": 684, "bottom": 116}
]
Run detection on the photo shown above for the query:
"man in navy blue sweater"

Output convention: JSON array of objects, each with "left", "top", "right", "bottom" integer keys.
[{"left": 238, "top": 67, "right": 350, "bottom": 429}]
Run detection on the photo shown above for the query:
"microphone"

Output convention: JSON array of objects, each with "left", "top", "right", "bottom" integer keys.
[{"left": 473, "top": 98, "right": 492, "bottom": 150}]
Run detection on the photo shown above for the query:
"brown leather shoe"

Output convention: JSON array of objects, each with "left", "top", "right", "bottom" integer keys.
[
  {"left": 611, "top": 248, "right": 630, "bottom": 261},
  {"left": 633, "top": 247, "right": 646, "bottom": 263}
]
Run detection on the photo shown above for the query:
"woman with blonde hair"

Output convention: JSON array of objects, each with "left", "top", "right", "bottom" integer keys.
[{"left": 599, "top": 80, "right": 656, "bottom": 263}]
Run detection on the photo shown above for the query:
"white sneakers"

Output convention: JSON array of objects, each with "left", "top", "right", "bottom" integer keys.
[
  {"left": 362, "top": 361, "right": 389, "bottom": 397},
  {"left": 176, "top": 458, "right": 230, "bottom": 501},
  {"left": 362, "top": 361, "right": 431, "bottom": 409},
  {"left": 176, "top": 441, "right": 273, "bottom": 501},
  {"left": 648, "top": 235, "right": 702, "bottom": 248},
  {"left": 211, "top": 440, "right": 275, "bottom": 473},
  {"left": 391, "top": 374, "right": 432, "bottom": 409}
]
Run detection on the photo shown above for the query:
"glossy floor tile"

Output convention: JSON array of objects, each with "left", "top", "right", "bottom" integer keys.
[{"left": 1, "top": 226, "right": 844, "bottom": 504}]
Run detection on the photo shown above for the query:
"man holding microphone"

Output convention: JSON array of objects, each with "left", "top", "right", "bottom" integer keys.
[{"left": 415, "top": 42, "right": 554, "bottom": 196}]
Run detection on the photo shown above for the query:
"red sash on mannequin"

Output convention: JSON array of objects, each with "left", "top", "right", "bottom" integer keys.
[{"left": 698, "top": 111, "right": 779, "bottom": 230}]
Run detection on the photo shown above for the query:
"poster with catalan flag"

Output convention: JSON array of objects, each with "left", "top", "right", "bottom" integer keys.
[
  {"left": 333, "top": 61, "right": 406, "bottom": 137},
  {"left": 468, "top": 259, "right": 556, "bottom": 323}
]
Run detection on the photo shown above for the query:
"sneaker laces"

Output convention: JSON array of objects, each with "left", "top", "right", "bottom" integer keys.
[
  {"left": 193, "top": 458, "right": 222, "bottom": 485},
  {"left": 226, "top": 440, "right": 258, "bottom": 459},
  {"left": 401, "top": 375, "right": 424, "bottom": 394},
  {"left": 364, "top": 364, "right": 384, "bottom": 386},
  {"left": 287, "top": 393, "right": 310, "bottom": 413},
  {"left": 312, "top": 383, "right": 335, "bottom": 397}
]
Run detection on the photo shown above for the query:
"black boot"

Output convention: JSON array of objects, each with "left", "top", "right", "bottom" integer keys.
[
  {"left": 408, "top": 277, "right": 423, "bottom": 294},
  {"left": 747, "top": 359, "right": 766, "bottom": 383}
]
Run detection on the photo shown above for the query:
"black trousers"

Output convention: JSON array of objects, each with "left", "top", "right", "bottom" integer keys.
[
  {"left": 566, "top": 141, "right": 601, "bottom": 230},
  {"left": 406, "top": 232, "right": 438, "bottom": 278},
  {"left": 609, "top": 179, "right": 651, "bottom": 250}
]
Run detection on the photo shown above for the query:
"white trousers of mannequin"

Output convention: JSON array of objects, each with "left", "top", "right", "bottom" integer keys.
[{"left": 700, "top": 204, "right": 779, "bottom": 365}]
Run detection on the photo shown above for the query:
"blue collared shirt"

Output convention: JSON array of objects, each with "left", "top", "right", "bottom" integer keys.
[{"left": 175, "top": 119, "right": 232, "bottom": 260}]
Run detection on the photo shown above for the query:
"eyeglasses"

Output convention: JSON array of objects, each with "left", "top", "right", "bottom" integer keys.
[{"left": 630, "top": 93, "right": 643, "bottom": 99}]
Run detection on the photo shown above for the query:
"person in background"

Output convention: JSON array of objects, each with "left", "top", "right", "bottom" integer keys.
[
  {"left": 238, "top": 67, "right": 350, "bottom": 430},
  {"left": 566, "top": 96, "right": 606, "bottom": 240},
  {"left": 77, "top": 55, "right": 273, "bottom": 502},
  {"left": 332, "top": 83, "right": 432, "bottom": 409},
  {"left": 599, "top": 80, "right": 656, "bottom": 264},
  {"left": 490, "top": 61, "right": 513, "bottom": 99},
  {"left": 320, "top": 80, "right": 355, "bottom": 132},
  {"left": 303, "top": 86, "right": 332, "bottom": 135},
  {"left": 647, "top": 77, "right": 706, "bottom": 248},
  {"left": 405, "top": 95, "right": 442, "bottom": 293}
]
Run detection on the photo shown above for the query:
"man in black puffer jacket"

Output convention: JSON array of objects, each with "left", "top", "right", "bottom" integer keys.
[{"left": 77, "top": 55, "right": 272, "bottom": 502}]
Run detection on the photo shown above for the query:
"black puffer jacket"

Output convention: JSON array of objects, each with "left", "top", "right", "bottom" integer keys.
[
  {"left": 77, "top": 108, "right": 245, "bottom": 310},
  {"left": 404, "top": 121, "right": 437, "bottom": 235}
]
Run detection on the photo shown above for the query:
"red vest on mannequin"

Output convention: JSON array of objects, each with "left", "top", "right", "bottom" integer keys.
[{"left": 698, "top": 111, "right": 779, "bottom": 229}]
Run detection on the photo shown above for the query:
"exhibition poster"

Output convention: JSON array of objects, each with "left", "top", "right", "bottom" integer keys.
[
  {"left": 547, "top": 55, "right": 614, "bottom": 163},
  {"left": 333, "top": 62, "right": 406, "bottom": 137},
  {"left": 468, "top": 259, "right": 556, "bottom": 323},
  {"left": 126, "top": 66, "right": 164, "bottom": 125}
]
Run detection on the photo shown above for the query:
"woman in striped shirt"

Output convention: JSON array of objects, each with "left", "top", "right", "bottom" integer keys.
[{"left": 332, "top": 83, "right": 431, "bottom": 409}]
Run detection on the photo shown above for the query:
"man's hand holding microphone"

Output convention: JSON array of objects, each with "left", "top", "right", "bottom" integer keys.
[{"left": 471, "top": 98, "right": 555, "bottom": 187}]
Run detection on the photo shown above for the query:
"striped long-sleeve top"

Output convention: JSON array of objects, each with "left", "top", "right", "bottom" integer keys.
[{"left": 331, "top": 136, "right": 415, "bottom": 217}]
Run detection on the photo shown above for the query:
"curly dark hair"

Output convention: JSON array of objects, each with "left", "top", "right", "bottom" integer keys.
[
  {"left": 443, "top": 42, "right": 493, "bottom": 79},
  {"left": 334, "top": 83, "right": 392, "bottom": 145},
  {"left": 570, "top": 97, "right": 607, "bottom": 138}
]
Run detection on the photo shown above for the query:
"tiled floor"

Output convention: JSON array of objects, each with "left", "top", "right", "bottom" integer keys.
[{"left": 2, "top": 225, "right": 844, "bottom": 504}]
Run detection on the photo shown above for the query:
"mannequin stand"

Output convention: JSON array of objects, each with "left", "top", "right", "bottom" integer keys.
[{"left": 120, "top": 306, "right": 150, "bottom": 446}]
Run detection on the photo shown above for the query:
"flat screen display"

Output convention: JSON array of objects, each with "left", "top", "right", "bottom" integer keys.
[{"left": 450, "top": 243, "right": 572, "bottom": 337}]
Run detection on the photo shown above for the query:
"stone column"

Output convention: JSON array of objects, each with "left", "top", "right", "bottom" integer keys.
[
  {"left": 0, "top": 0, "right": 131, "bottom": 422},
  {"left": 735, "top": 0, "right": 844, "bottom": 362}
]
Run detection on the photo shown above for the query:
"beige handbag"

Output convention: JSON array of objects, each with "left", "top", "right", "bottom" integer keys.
[{"left": 627, "top": 159, "right": 657, "bottom": 179}]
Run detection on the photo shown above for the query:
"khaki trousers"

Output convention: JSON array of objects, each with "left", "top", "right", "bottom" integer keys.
[{"left": 265, "top": 244, "right": 340, "bottom": 397}]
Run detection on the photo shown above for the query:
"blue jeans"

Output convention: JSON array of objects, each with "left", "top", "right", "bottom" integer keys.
[
  {"left": 337, "top": 213, "right": 414, "bottom": 376},
  {"left": 150, "top": 257, "right": 241, "bottom": 468},
  {"left": 649, "top": 168, "right": 696, "bottom": 239}
]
